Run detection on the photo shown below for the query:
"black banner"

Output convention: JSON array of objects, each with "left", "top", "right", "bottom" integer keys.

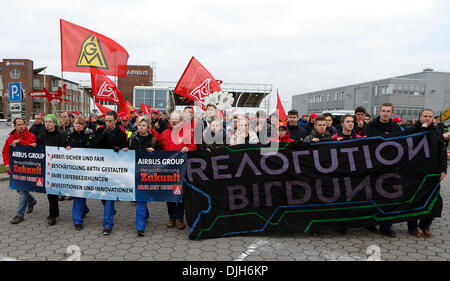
[{"left": 184, "top": 129, "right": 443, "bottom": 240}]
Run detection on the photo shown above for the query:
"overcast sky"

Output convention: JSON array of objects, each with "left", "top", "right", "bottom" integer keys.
[{"left": 2, "top": 0, "right": 450, "bottom": 110}]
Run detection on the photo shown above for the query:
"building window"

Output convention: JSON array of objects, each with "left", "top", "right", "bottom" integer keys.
[
  {"left": 393, "top": 84, "right": 425, "bottom": 96},
  {"left": 135, "top": 88, "right": 168, "bottom": 109},
  {"left": 10, "top": 69, "right": 20, "bottom": 79},
  {"left": 33, "top": 79, "right": 41, "bottom": 89}
]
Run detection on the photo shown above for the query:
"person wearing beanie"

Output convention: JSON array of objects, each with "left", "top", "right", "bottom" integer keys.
[
  {"left": 299, "top": 114, "right": 309, "bottom": 127},
  {"left": 303, "top": 113, "right": 317, "bottom": 134},
  {"left": 36, "top": 114, "right": 65, "bottom": 226},
  {"left": 393, "top": 117, "right": 405, "bottom": 131}
]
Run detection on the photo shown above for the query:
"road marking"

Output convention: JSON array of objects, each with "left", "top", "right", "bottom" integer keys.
[
  {"left": 0, "top": 255, "right": 18, "bottom": 261},
  {"left": 234, "top": 239, "right": 270, "bottom": 261}
]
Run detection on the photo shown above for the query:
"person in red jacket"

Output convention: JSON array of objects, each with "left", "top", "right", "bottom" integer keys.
[
  {"left": 2, "top": 118, "right": 38, "bottom": 224},
  {"left": 331, "top": 114, "right": 363, "bottom": 141},
  {"left": 158, "top": 110, "right": 196, "bottom": 230}
]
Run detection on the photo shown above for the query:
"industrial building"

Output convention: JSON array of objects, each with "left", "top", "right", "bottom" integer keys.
[{"left": 292, "top": 69, "right": 450, "bottom": 120}]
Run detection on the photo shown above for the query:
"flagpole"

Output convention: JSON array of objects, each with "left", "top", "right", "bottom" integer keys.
[
  {"left": 59, "top": 18, "right": 64, "bottom": 120},
  {"left": 43, "top": 69, "right": 47, "bottom": 114}
]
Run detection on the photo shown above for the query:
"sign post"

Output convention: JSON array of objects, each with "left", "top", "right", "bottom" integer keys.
[{"left": 9, "top": 82, "right": 22, "bottom": 102}]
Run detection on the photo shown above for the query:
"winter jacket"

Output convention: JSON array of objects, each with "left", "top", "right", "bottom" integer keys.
[
  {"left": 93, "top": 125, "right": 128, "bottom": 151},
  {"left": 353, "top": 120, "right": 368, "bottom": 136},
  {"left": 412, "top": 121, "right": 447, "bottom": 174},
  {"left": 64, "top": 127, "right": 95, "bottom": 148},
  {"left": 151, "top": 118, "right": 169, "bottom": 135},
  {"left": 303, "top": 129, "right": 332, "bottom": 143},
  {"left": 29, "top": 123, "right": 46, "bottom": 138},
  {"left": 129, "top": 131, "right": 162, "bottom": 151},
  {"left": 331, "top": 127, "right": 362, "bottom": 140},
  {"left": 159, "top": 125, "right": 197, "bottom": 151},
  {"left": 326, "top": 126, "right": 338, "bottom": 136},
  {"left": 2, "top": 127, "right": 36, "bottom": 166},
  {"left": 229, "top": 130, "right": 259, "bottom": 145},
  {"left": 303, "top": 122, "right": 315, "bottom": 134},
  {"left": 298, "top": 120, "right": 309, "bottom": 127},
  {"left": 255, "top": 123, "right": 272, "bottom": 144},
  {"left": 58, "top": 122, "right": 73, "bottom": 137},
  {"left": 366, "top": 116, "right": 401, "bottom": 137},
  {"left": 287, "top": 125, "right": 309, "bottom": 143},
  {"left": 37, "top": 129, "right": 65, "bottom": 147},
  {"left": 200, "top": 128, "right": 229, "bottom": 151}
]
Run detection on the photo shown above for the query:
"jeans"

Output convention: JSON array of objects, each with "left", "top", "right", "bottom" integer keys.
[
  {"left": 72, "top": 197, "right": 89, "bottom": 225},
  {"left": 167, "top": 201, "right": 184, "bottom": 221},
  {"left": 101, "top": 200, "right": 116, "bottom": 228},
  {"left": 136, "top": 201, "right": 149, "bottom": 232},
  {"left": 408, "top": 218, "right": 433, "bottom": 230},
  {"left": 16, "top": 191, "right": 36, "bottom": 217}
]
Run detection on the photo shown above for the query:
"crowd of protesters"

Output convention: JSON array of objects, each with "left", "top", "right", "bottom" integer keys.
[{"left": 2, "top": 102, "right": 449, "bottom": 239}]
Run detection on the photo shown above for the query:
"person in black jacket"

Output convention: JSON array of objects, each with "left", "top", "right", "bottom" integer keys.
[
  {"left": 354, "top": 106, "right": 368, "bottom": 136},
  {"left": 287, "top": 109, "right": 308, "bottom": 143},
  {"left": 65, "top": 117, "right": 94, "bottom": 231},
  {"left": 93, "top": 111, "right": 128, "bottom": 236},
  {"left": 255, "top": 110, "right": 272, "bottom": 144},
  {"left": 58, "top": 112, "right": 73, "bottom": 137},
  {"left": 150, "top": 109, "right": 169, "bottom": 135},
  {"left": 36, "top": 114, "right": 65, "bottom": 226},
  {"left": 129, "top": 116, "right": 162, "bottom": 237},
  {"left": 200, "top": 118, "right": 229, "bottom": 151},
  {"left": 29, "top": 114, "right": 46, "bottom": 137},
  {"left": 365, "top": 103, "right": 402, "bottom": 237},
  {"left": 407, "top": 109, "right": 447, "bottom": 238}
]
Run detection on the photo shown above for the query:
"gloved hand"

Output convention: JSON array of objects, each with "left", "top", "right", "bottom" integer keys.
[{"left": 113, "top": 146, "right": 120, "bottom": 152}]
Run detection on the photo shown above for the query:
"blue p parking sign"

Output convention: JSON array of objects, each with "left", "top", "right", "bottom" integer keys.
[{"left": 9, "top": 82, "right": 22, "bottom": 102}]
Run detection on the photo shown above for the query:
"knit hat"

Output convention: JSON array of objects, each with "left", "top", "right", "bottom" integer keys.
[{"left": 45, "top": 114, "right": 60, "bottom": 127}]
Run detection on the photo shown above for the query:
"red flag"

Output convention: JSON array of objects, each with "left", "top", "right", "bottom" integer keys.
[
  {"left": 140, "top": 104, "right": 151, "bottom": 115},
  {"left": 91, "top": 71, "right": 124, "bottom": 104},
  {"left": 125, "top": 100, "right": 136, "bottom": 112},
  {"left": 276, "top": 89, "right": 287, "bottom": 122},
  {"left": 94, "top": 101, "right": 112, "bottom": 115},
  {"left": 60, "top": 19, "right": 129, "bottom": 77},
  {"left": 174, "top": 57, "right": 221, "bottom": 110}
]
